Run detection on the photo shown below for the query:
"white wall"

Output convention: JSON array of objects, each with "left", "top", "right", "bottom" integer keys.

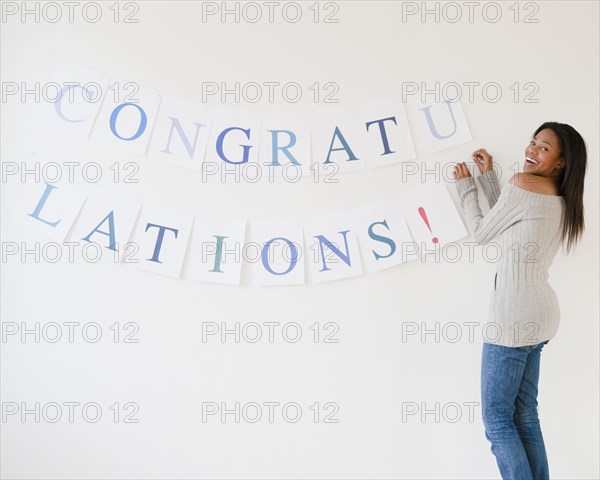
[{"left": 2, "top": 1, "right": 598, "bottom": 478}]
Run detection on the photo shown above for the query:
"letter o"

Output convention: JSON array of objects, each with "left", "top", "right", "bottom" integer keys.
[{"left": 109, "top": 102, "right": 147, "bottom": 141}]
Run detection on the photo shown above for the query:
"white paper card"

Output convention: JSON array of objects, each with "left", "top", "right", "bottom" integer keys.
[
  {"left": 397, "top": 181, "right": 468, "bottom": 250},
  {"left": 204, "top": 106, "right": 260, "bottom": 168},
  {"left": 356, "top": 97, "right": 417, "bottom": 169},
  {"left": 41, "top": 54, "right": 110, "bottom": 138},
  {"left": 148, "top": 96, "right": 214, "bottom": 170},
  {"left": 90, "top": 79, "right": 162, "bottom": 156},
  {"left": 303, "top": 210, "right": 364, "bottom": 283},
  {"left": 186, "top": 214, "right": 247, "bottom": 285},
  {"left": 405, "top": 80, "right": 472, "bottom": 155},
  {"left": 351, "top": 200, "right": 418, "bottom": 273},
  {"left": 13, "top": 178, "right": 91, "bottom": 242},
  {"left": 310, "top": 105, "right": 366, "bottom": 173},
  {"left": 246, "top": 218, "right": 305, "bottom": 286},
  {"left": 258, "top": 110, "right": 312, "bottom": 178},
  {"left": 67, "top": 186, "right": 142, "bottom": 263},
  {"left": 127, "top": 204, "right": 194, "bottom": 278}
]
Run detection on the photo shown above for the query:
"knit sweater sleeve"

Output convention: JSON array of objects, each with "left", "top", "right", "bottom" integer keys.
[
  {"left": 455, "top": 175, "right": 525, "bottom": 245},
  {"left": 476, "top": 169, "right": 502, "bottom": 208}
]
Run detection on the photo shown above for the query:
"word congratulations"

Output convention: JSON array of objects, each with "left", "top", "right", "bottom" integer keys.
[{"left": 17, "top": 56, "right": 472, "bottom": 287}]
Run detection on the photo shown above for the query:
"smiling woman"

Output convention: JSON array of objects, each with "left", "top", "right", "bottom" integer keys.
[
  {"left": 519, "top": 127, "right": 565, "bottom": 195},
  {"left": 452, "top": 121, "right": 588, "bottom": 480}
]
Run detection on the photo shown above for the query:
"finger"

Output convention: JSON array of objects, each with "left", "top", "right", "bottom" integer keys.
[{"left": 473, "top": 149, "right": 487, "bottom": 160}]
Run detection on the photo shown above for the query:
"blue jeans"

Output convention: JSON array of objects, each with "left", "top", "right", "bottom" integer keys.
[{"left": 481, "top": 340, "right": 551, "bottom": 480}]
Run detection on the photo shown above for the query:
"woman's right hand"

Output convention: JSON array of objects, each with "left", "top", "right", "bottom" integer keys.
[{"left": 472, "top": 149, "right": 493, "bottom": 174}]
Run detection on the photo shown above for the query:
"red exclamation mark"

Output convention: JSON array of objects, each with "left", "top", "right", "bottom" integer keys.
[{"left": 418, "top": 207, "right": 439, "bottom": 244}]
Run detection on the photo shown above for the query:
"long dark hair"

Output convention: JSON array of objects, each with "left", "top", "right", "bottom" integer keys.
[{"left": 533, "top": 122, "right": 587, "bottom": 254}]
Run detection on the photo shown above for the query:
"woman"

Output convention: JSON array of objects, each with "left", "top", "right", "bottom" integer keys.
[{"left": 452, "top": 122, "right": 587, "bottom": 480}]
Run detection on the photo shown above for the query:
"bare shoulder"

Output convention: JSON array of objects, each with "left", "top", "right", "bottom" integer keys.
[
  {"left": 509, "top": 172, "right": 559, "bottom": 195},
  {"left": 509, "top": 172, "right": 534, "bottom": 189}
]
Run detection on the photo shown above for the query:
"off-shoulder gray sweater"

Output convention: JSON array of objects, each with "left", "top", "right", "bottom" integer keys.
[{"left": 455, "top": 169, "right": 566, "bottom": 348}]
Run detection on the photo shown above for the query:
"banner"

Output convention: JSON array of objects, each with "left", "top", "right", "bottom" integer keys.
[
  {"left": 10, "top": 54, "right": 478, "bottom": 286},
  {"left": 40, "top": 54, "right": 472, "bottom": 173},
  {"left": 13, "top": 175, "right": 468, "bottom": 286}
]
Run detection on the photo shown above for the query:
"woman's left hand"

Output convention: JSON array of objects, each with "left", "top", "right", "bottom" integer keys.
[{"left": 452, "top": 162, "right": 472, "bottom": 180}]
